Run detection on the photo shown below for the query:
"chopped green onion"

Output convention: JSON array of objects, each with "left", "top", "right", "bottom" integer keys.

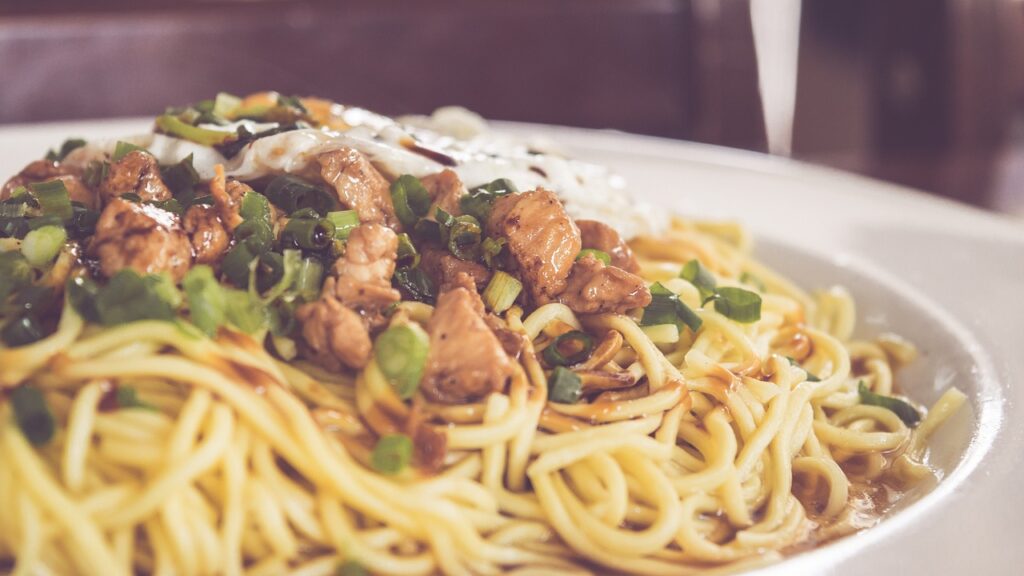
[
  {"left": 482, "top": 270, "right": 522, "bottom": 313},
  {"left": 148, "top": 198, "right": 184, "bottom": 217},
  {"left": 240, "top": 191, "right": 272, "bottom": 222},
  {"left": 459, "top": 179, "right": 516, "bottom": 226},
  {"left": 481, "top": 236, "right": 506, "bottom": 268},
  {"left": 395, "top": 233, "right": 419, "bottom": 268},
  {"left": 447, "top": 215, "right": 482, "bottom": 261},
  {"left": 234, "top": 218, "right": 275, "bottom": 254},
  {"left": 0, "top": 201, "right": 28, "bottom": 218},
  {"left": 161, "top": 154, "right": 201, "bottom": 203},
  {"left": 641, "top": 323, "right": 680, "bottom": 344},
  {"left": 263, "top": 174, "right": 339, "bottom": 216},
  {"left": 389, "top": 175, "right": 431, "bottom": 228},
  {"left": 576, "top": 249, "right": 611, "bottom": 266},
  {"left": 46, "top": 138, "right": 86, "bottom": 162},
  {"left": 371, "top": 434, "right": 413, "bottom": 475},
  {"left": 858, "top": 381, "right": 921, "bottom": 427},
  {"left": 29, "top": 180, "right": 73, "bottom": 222},
  {"left": 183, "top": 266, "right": 226, "bottom": 336},
  {"left": 282, "top": 217, "right": 334, "bottom": 251},
  {"left": 547, "top": 367, "right": 582, "bottom": 404},
  {"left": 680, "top": 259, "right": 717, "bottom": 302},
  {"left": 27, "top": 215, "right": 63, "bottom": 231},
  {"left": 374, "top": 323, "right": 430, "bottom": 399},
  {"left": 223, "top": 288, "right": 268, "bottom": 334},
  {"left": 82, "top": 160, "right": 107, "bottom": 188},
  {"left": 95, "top": 269, "right": 178, "bottom": 325},
  {"left": 1, "top": 315, "right": 44, "bottom": 347},
  {"left": 67, "top": 204, "right": 100, "bottom": 239},
  {"left": 336, "top": 560, "right": 369, "bottom": 576},
  {"left": 326, "top": 210, "right": 360, "bottom": 240},
  {"left": 67, "top": 276, "right": 101, "bottom": 323},
  {"left": 155, "top": 115, "right": 234, "bottom": 146},
  {"left": 710, "top": 287, "right": 761, "bottom": 323},
  {"left": 412, "top": 218, "right": 442, "bottom": 243},
  {"left": 255, "top": 252, "right": 285, "bottom": 294},
  {"left": 0, "top": 216, "right": 29, "bottom": 239},
  {"left": 740, "top": 271, "right": 766, "bottom": 292},
  {"left": 260, "top": 249, "right": 302, "bottom": 302},
  {"left": 0, "top": 252, "right": 33, "bottom": 302},
  {"left": 21, "top": 225, "right": 66, "bottom": 267},
  {"left": 393, "top": 266, "right": 436, "bottom": 304},
  {"left": 295, "top": 257, "right": 324, "bottom": 301},
  {"left": 9, "top": 285, "right": 56, "bottom": 317},
  {"left": 112, "top": 140, "right": 148, "bottom": 162},
  {"left": 542, "top": 330, "right": 594, "bottom": 366},
  {"left": 222, "top": 237, "right": 264, "bottom": 288},
  {"left": 642, "top": 282, "right": 702, "bottom": 333},
  {"left": 115, "top": 386, "right": 155, "bottom": 411},
  {"left": 11, "top": 385, "right": 55, "bottom": 446}
]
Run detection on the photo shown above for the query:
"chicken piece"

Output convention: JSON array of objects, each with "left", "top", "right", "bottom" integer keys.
[
  {"left": 182, "top": 205, "right": 229, "bottom": 265},
  {"left": 318, "top": 148, "right": 401, "bottom": 229},
  {"left": 576, "top": 219, "right": 640, "bottom": 273},
  {"left": 557, "top": 254, "right": 651, "bottom": 314},
  {"left": 2, "top": 160, "right": 97, "bottom": 210},
  {"left": 327, "top": 223, "right": 401, "bottom": 328},
  {"left": 98, "top": 150, "right": 172, "bottom": 204},
  {"left": 421, "top": 286, "right": 516, "bottom": 404},
  {"left": 420, "top": 169, "right": 466, "bottom": 217},
  {"left": 295, "top": 294, "right": 373, "bottom": 371},
  {"left": 419, "top": 245, "right": 491, "bottom": 292},
  {"left": 487, "top": 189, "right": 581, "bottom": 303},
  {"left": 90, "top": 198, "right": 192, "bottom": 282}
]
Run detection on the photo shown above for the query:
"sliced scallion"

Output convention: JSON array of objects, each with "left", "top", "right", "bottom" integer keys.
[
  {"left": 447, "top": 215, "right": 482, "bottom": 261},
  {"left": 0, "top": 252, "right": 33, "bottom": 302},
  {"left": 115, "top": 386, "right": 155, "bottom": 411},
  {"left": 326, "top": 210, "right": 360, "bottom": 240},
  {"left": 482, "top": 270, "right": 522, "bottom": 313},
  {"left": 183, "top": 265, "right": 226, "bottom": 336},
  {"left": 260, "top": 249, "right": 302, "bottom": 302},
  {"left": 112, "top": 140, "right": 148, "bottom": 162},
  {"left": 547, "top": 367, "right": 582, "bottom": 404},
  {"left": 393, "top": 266, "right": 435, "bottom": 304},
  {"left": 21, "top": 225, "right": 66, "bottom": 267},
  {"left": 710, "top": 287, "right": 761, "bottom": 323},
  {"left": 460, "top": 178, "right": 516, "bottom": 225},
  {"left": 263, "top": 174, "right": 339, "bottom": 216},
  {"left": 680, "top": 259, "right": 717, "bottom": 302},
  {"left": 542, "top": 331, "right": 594, "bottom": 366},
  {"left": 46, "top": 138, "right": 86, "bottom": 162},
  {"left": 641, "top": 323, "right": 681, "bottom": 344},
  {"left": 240, "top": 191, "right": 272, "bottom": 222},
  {"left": 295, "top": 257, "right": 324, "bottom": 301},
  {"left": 95, "top": 269, "right": 178, "bottom": 325},
  {"left": 66, "top": 275, "right": 101, "bottom": 324},
  {"left": 155, "top": 115, "right": 234, "bottom": 147},
  {"left": 1, "top": 315, "right": 44, "bottom": 347},
  {"left": 371, "top": 434, "right": 413, "bottom": 475},
  {"left": 642, "top": 282, "right": 702, "bottom": 333},
  {"left": 11, "top": 385, "right": 55, "bottom": 446},
  {"left": 223, "top": 288, "right": 268, "bottom": 334},
  {"left": 29, "top": 180, "right": 72, "bottom": 222},
  {"left": 395, "top": 233, "right": 419, "bottom": 268},
  {"left": 374, "top": 323, "right": 430, "bottom": 399},
  {"left": 282, "top": 217, "right": 334, "bottom": 251},
  {"left": 389, "top": 175, "right": 431, "bottom": 228},
  {"left": 858, "top": 381, "right": 921, "bottom": 427}
]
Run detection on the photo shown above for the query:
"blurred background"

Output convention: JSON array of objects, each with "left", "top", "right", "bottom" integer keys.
[{"left": 1, "top": 0, "right": 1022, "bottom": 215}]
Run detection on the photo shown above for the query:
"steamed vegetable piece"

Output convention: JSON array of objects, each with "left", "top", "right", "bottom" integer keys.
[
  {"left": 374, "top": 324, "right": 430, "bottom": 399},
  {"left": 858, "top": 381, "right": 921, "bottom": 426},
  {"left": 371, "top": 434, "right": 413, "bottom": 474},
  {"left": 11, "top": 385, "right": 55, "bottom": 446}
]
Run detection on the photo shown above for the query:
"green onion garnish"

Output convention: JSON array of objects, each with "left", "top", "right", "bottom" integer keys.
[
  {"left": 374, "top": 324, "right": 430, "bottom": 399},
  {"left": 481, "top": 236, "right": 506, "bottom": 268},
  {"left": 282, "top": 216, "right": 334, "bottom": 251},
  {"left": 392, "top": 266, "right": 435, "bottom": 304},
  {"left": 11, "top": 385, "right": 55, "bottom": 446},
  {"left": 1, "top": 315, "right": 45, "bottom": 347},
  {"left": 371, "top": 434, "right": 413, "bottom": 475},
  {"left": 641, "top": 282, "right": 702, "bottom": 333},
  {"left": 223, "top": 288, "right": 269, "bottom": 334},
  {"left": 336, "top": 560, "right": 369, "bottom": 576},
  {"left": 295, "top": 257, "right": 324, "bottom": 302},
  {"left": 459, "top": 178, "right": 517, "bottom": 226},
  {"left": 94, "top": 269, "right": 179, "bottom": 325},
  {"left": 222, "top": 236, "right": 266, "bottom": 288},
  {"left": 680, "top": 259, "right": 717, "bottom": 302},
  {"left": 239, "top": 191, "right": 272, "bottom": 222},
  {"left": 259, "top": 249, "right": 302, "bottom": 302},
  {"left": 67, "top": 204, "right": 100, "bottom": 239},
  {"left": 858, "top": 381, "right": 921, "bottom": 427},
  {"left": 326, "top": 210, "right": 360, "bottom": 240},
  {"left": 542, "top": 331, "right": 594, "bottom": 366},
  {"left": 183, "top": 266, "right": 227, "bottom": 336},
  {"left": 66, "top": 276, "right": 101, "bottom": 323},
  {"left": 547, "top": 367, "right": 582, "bottom": 404},
  {"left": 161, "top": 154, "right": 201, "bottom": 205},
  {"left": 115, "top": 386, "right": 155, "bottom": 411},
  {"left": 112, "top": 140, "right": 149, "bottom": 162},
  {"left": 395, "top": 233, "right": 419, "bottom": 268},
  {"left": 29, "top": 180, "right": 73, "bottom": 222},
  {"left": 263, "top": 174, "right": 339, "bottom": 216},
  {"left": 709, "top": 287, "right": 762, "bottom": 323},
  {"left": 20, "top": 225, "right": 66, "bottom": 267},
  {"left": 482, "top": 270, "right": 522, "bottom": 313},
  {"left": 576, "top": 249, "right": 611, "bottom": 266},
  {"left": 389, "top": 175, "right": 431, "bottom": 229},
  {"left": 155, "top": 115, "right": 234, "bottom": 147},
  {"left": 0, "top": 252, "right": 33, "bottom": 302},
  {"left": 45, "top": 138, "right": 86, "bottom": 162},
  {"left": 447, "top": 215, "right": 482, "bottom": 261}
]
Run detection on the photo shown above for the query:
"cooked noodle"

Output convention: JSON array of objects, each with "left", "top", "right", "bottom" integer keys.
[{"left": 0, "top": 216, "right": 964, "bottom": 576}]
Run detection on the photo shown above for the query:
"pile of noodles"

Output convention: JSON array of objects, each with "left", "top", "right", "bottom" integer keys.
[{"left": 0, "top": 217, "right": 965, "bottom": 576}]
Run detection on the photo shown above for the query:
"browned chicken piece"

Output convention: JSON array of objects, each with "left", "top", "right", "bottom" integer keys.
[
  {"left": 90, "top": 198, "right": 192, "bottom": 282},
  {"left": 576, "top": 219, "right": 640, "bottom": 273},
  {"left": 421, "top": 286, "right": 516, "bottom": 404},
  {"left": 205, "top": 165, "right": 243, "bottom": 232},
  {"left": 327, "top": 223, "right": 401, "bottom": 328},
  {"left": 98, "top": 150, "right": 172, "bottom": 205},
  {"left": 182, "top": 205, "right": 229, "bottom": 265},
  {"left": 412, "top": 421, "right": 448, "bottom": 472},
  {"left": 488, "top": 188, "right": 581, "bottom": 303},
  {"left": 420, "top": 169, "right": 466, "bottom": 216},
  {"left": 418, "top": 245, "right": 491, "bottom": 292},
  {"left": 318, "top": 148, "right": 401, "bottom": 229},
  {"left": 295, "top": 294, "right": 373, "bottom": 370},
  {"left": 557, "top": 254, "right": 652, "bottom": 315},
  {"left": 1, "top": 160, "right": 97, "bottom": 210}
]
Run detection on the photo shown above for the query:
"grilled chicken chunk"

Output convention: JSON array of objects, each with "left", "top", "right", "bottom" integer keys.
[
  {"left": 418, "top": 245, "right": 491, "bottom": 292},
  {"left": 295, "top": 293, "right": 373, "bottom": 371},
  {"left": 182, "top": 205, "right": 229, "bottom": 265},
  {"left": 576, "top": 219, "right": 640, "bottom": 273},
  {"left": 557, "top": 254, "right": 651, "bottom": 314},
  {"left": 91, "top": 198, "right": 192, "bottom": 281},
  {"left": 318, "top": 148, "right": 400, "bottom": 229},
  {"left": 421, "top": 284, "right": 516, "bottom": 404},
  {"left": 2, "top": 160, "right": 97, "bottom": 210},
  {"left": 487, "top": 189, "right": 581, "bottom": 303},
  {"left": 99, "top": 150, "right": 172, "bottom": 205},
  {"left": 420, "top": 168, "right": 466, "bottom": 217}
]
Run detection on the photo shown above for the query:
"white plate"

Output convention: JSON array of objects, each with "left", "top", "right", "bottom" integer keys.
[{"left": 2, "top": 119, "right": 1022, "bottom": 575}]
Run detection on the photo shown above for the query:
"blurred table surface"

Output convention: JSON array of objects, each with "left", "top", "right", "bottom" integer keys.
[{"left": 1, "top": 0, "right": 1022, "bottom": 215}]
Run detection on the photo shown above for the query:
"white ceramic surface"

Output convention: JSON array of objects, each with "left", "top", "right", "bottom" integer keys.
[{"left": 1, "top": 119, "right": 1021, "bottom": 575}]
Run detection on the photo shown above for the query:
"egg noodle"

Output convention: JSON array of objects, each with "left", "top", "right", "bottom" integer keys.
[{"left": 0, "top": 217, "right": 965, "bottom": 576}]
